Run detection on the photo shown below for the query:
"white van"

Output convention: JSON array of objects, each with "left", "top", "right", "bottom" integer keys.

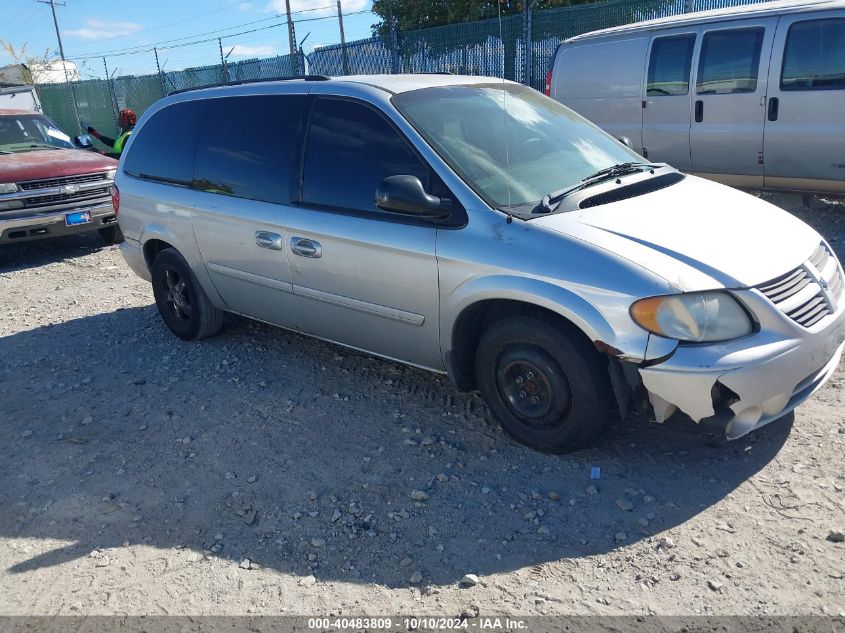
[{"left": 546, "top": 0, "right": 845, "bottom": 194}]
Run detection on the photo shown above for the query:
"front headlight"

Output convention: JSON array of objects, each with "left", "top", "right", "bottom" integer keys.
[
  {"left": 630, "top": 291, "right": 753, "bottom": 342},
  {"left": 105, "top": 169, "right": 117, "bottom": 181},
  {"left": 0, "top": 183, "right": 17, "bottom": 194}
]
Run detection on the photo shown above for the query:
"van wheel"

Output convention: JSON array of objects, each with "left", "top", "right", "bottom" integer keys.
[
  {"left": 475, "top": 314, "right": 611, "bottom": 453},
  {"left": 151, "top": 248, "right": 223, "bottom": 341},
  {"left": 99, "top": 224, "right": 124, "bottom": 245}
]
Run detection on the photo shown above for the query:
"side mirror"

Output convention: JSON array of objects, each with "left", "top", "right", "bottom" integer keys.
[
  {"left": 74, "top": 134, "right": 94, "bottom": 149},
  {"left": 375, "top": 175, "right": 447, "bottom": 218},
  {"left": 618, "top": 136, "right": 633, "bottom": 149}
]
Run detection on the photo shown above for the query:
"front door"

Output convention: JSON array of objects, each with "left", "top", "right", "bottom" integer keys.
[
  {"left": 763, "top": 13, "right": 845, "bottom": 193},
  {"left": 284, "top": 96, "right": 444, "bottom": 370},
  {"left": 689, "top": 20, "right": 776, "bottom": 188},
  {"left": 190, "top": 93, "right": 309, "bottom": 329},
  {"left": 642, "top": 31, "right": 697, "bottom": 171}
]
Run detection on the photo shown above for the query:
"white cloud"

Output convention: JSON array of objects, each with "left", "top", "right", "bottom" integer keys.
[
  {"left": 237, "top": 2, "right": 253, "bottom": 9},
  {"left": 67, "top": 19, "right": 143, "bottom": 40},
  {"left": 228, "top": 44, "right": 277, "bottom": 57},
  {"left": 265, "top": 0, "right": 368, "bottom": 18}
]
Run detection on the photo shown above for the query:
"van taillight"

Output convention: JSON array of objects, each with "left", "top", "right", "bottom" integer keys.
[
  {"left": 544, "top": 70, "right": 553, "bottom": 96},
  {"left": 111, "top": 184, "right": 120, "bottom": 215}
]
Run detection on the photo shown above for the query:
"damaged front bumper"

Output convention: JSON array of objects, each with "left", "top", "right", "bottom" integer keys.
[{"left": 638, "top": 289, "right": 845, "bottom": 439}]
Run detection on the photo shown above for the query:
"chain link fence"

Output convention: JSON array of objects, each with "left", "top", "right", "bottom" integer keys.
[{"left": 35, "top": 0, "right": 775, "bottom": 140}]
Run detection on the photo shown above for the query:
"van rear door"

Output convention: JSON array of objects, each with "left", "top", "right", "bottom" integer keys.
[
  {"left": 762, "top": 12, "right": 845, "bottom": 193},
  {"left": 642, "top": 30, "right": 698, "bottom": 171},
  {"left": 689, "top": 19, "right": 777, "bottom": 188}
]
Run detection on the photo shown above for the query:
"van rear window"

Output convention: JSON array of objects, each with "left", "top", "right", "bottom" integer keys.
[
  {"left": 781, "top": 18, "right": 845, "bottom": 91},
  {"left": 647, "top": 34, "right": 695, "bottom": 96}
]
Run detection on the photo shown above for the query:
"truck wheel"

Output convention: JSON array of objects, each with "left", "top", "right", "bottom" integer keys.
[
  {"left": 151, "top": 248, "right": 223, "bottom": 341},
  {"left": 99, "top": 224, "right": 124, "bottom": 245},
  {"left": 475, "top": 314, "right": 611, "bottom": 453}
]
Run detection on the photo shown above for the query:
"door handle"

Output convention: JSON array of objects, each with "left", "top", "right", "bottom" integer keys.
[
  {"left": 291, "top": 237, "right": 322, "bottom": 258},
  {"left": 767, "top": 97, "right": 779, "bottom": 121},
  {"left": 255, "top": 231, "right": 283, "bottom": 250},
  {"left": 694, "top": 100, "right": 703, "bottom": 123}
]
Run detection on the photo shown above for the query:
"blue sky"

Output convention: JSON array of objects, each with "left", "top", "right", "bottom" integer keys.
[{"left": 2, "top": 0, "right": 375, "bottom": 78}]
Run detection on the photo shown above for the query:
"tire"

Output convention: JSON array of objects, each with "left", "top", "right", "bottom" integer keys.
[
  {"left": 475, "top": 314, "right": 611, "bottom": 453},
  {"left": 98, "top": 224, "right": 124, "bottom": 245},
  {"left": 151, "top": 247, "right": 223, "bottom": 341}
]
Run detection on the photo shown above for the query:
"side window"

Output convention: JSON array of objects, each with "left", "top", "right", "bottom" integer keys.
[
  {"left": 302, "top": 98, "right": 430, "bottom": 214},
  {"left": 781, "top": 18, "right": 845, "bottom": 91},
  {"left": 193, "top": 95, "right": 309, "bottom": 204},
  {"left": 647, "top": 34, "right": 696, "bottom": 96},
  {"left": 697, "top": 27, "right": 764, "bottom": 94},
  {"left": 123, "top": 101, "right": 203, "bottom": 186}
]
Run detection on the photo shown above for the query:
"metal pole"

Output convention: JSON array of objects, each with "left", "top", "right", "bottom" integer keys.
[
  {"left": 218, "top": 38, "right": 229, "bottom": 82},
  {"left": 37, "top": 0, "right": 80, "bottom": 127},
  {"left": 154, "top": 47, "right": 166, "bottom": 96},
  {"left": 103, "top": 57, "right": 119, "bottom": 127},
  {"left": 337, "top": 0, "right": 349, "bottom": 76},
  {"left": 390, "top": 20, "right": 399, "bottom": 74},
  {"left": 684, "top": 0, "right": 695, "bottom": 11},
  {"left": 284, "top": 0, "right": 299, "bottom": 75},
  {"left": 522, "top": 3, "right": 532, "bottom": 86}
]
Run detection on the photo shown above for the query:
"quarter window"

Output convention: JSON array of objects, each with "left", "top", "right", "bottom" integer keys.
[
  {"left": 697, "top": 27, "right": 764, "bottom": 94},
  {"left": 647, "top": 34, "right": 696, "bottom": 96},
  {"left": 123, "top": 101, "right": 203, "bottom": 186},
  {"left": 781, "top": 19, "right": 845, "bottom": 91},
  {"left": 302, "top": 98, "right": 430, "bottom": 214},
  {"left": 193, "top": 95, "right": 308, "bottom": 204}
]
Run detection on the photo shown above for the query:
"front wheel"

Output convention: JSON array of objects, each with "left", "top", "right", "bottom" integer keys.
[
  {"left": 151, "top": 248, "right": 223, "bottom": 341},
  {"left": 475, "top": 314, "right": 611, "bottom": 453}
]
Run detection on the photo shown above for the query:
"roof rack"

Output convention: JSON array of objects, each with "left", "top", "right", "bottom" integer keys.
[{"left": 170, "top": 75, "right": 330, "bottom": 96}]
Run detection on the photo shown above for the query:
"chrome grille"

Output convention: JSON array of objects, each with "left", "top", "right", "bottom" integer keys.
[
  {"left": 24, "top": 187, "right": 110, "bottom": 206},
  {"left": 756, "top": 242, "right": 844, "bottom": 328},
  {"left": 18, "top": 172, "right": 108, "bottom": 191}
]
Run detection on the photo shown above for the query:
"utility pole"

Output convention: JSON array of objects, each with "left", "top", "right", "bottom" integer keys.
[
  {"left": 37, "top": 0, "right": 80, "bottom": 126},
  {"left": 283, "top": 0, "right": 299, "bottom": 75},
  {"left": 337, "top": 0, "right": 349, "bottom": 76}
]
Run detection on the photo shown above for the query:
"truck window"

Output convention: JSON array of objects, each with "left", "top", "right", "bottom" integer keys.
[
  {"left": 697, "top": 27, "right": 764, "bottom": 95},
  {"left": 781, "top": 18, "right": 845, "bottom": 91},
  {"left": 647, "top": 34, "right": 696, "bottom": 96}
]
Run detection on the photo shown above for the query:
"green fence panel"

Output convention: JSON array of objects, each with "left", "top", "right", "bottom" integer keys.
[{"left": 37, "top": 0, "right": 777, "bottom": 131}]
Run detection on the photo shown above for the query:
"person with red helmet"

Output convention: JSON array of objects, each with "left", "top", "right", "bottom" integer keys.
[{"left": 87, "top": 108, "right": 136, "bottom": 158}]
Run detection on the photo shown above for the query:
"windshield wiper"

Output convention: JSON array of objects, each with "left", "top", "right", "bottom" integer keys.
[{"left": 534, "top": 162, "right": 663, "bottom": 214}]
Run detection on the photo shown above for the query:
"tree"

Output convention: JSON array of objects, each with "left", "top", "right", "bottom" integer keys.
[{"left": 0, "top": 41, "right": 55, "bottom": 84}]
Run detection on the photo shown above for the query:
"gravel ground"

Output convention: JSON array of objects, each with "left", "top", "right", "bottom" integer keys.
[{"left": 1, "top": 194, "right": 844, "bottom": 617}]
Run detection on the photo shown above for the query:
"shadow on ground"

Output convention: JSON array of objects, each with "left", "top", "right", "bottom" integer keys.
[
  {"left": 0, "top": 233, "right": 108, "bottom": 274},
  {"left": 0, "top": 306, "right": 792, "bottom": 587}
]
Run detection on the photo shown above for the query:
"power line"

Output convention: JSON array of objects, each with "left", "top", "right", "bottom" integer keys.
[{"left": 68, "top": 9, "right": 370, "bottom": 61}]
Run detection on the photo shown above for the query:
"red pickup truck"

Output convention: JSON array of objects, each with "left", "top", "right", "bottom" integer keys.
[{"left": 0, "top": 108, "right": 121, "bottom": 245}]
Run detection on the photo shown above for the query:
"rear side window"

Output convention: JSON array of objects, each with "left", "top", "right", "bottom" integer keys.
[
  {"left": 781, "top": 18, "right": 845, "bottom": 91},
  {"left": 123, "top": 101, "right": 203, "bottom": 186},
  {"left": 302, "top": 98, "right": 429, "bottom": 214},
  {"left": 697, "top": 27, "right": 764, "bottom": 94},
  {"left": 193, "top": 95, "right": 309, "bottom": 204},
  {"left": 647, "top": 34, "right": 696, "bottom": 96}
]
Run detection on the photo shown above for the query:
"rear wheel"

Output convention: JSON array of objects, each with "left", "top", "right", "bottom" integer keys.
[
  {"left": 151, "top": 248, "right": 223, "bottom": 341},
  {"left": 475, "top": 314, "right": 611, "bottom": 453}
]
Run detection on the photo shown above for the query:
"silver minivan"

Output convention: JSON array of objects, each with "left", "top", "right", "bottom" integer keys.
[
  {"left": 115, "top": 74, "right": 845, "bottom": 453},
  {"left": 546, "top": 0, "right": 845, "bottom": 193}
]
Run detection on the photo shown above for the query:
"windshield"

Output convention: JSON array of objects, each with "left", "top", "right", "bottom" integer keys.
[
  {"left": 393, "top": 83, "right": 641, "bottom": 210},
  {"left": 0, "top": 114, "right": 75, "bottom": 153}
]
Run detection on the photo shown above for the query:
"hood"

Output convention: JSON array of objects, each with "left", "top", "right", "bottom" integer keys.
[
  {"left": 1, "top": 149, "right": 117, "bottom": 183},
  {"left": 532, "top": 175, "right": 821, "bottom": 290}
]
